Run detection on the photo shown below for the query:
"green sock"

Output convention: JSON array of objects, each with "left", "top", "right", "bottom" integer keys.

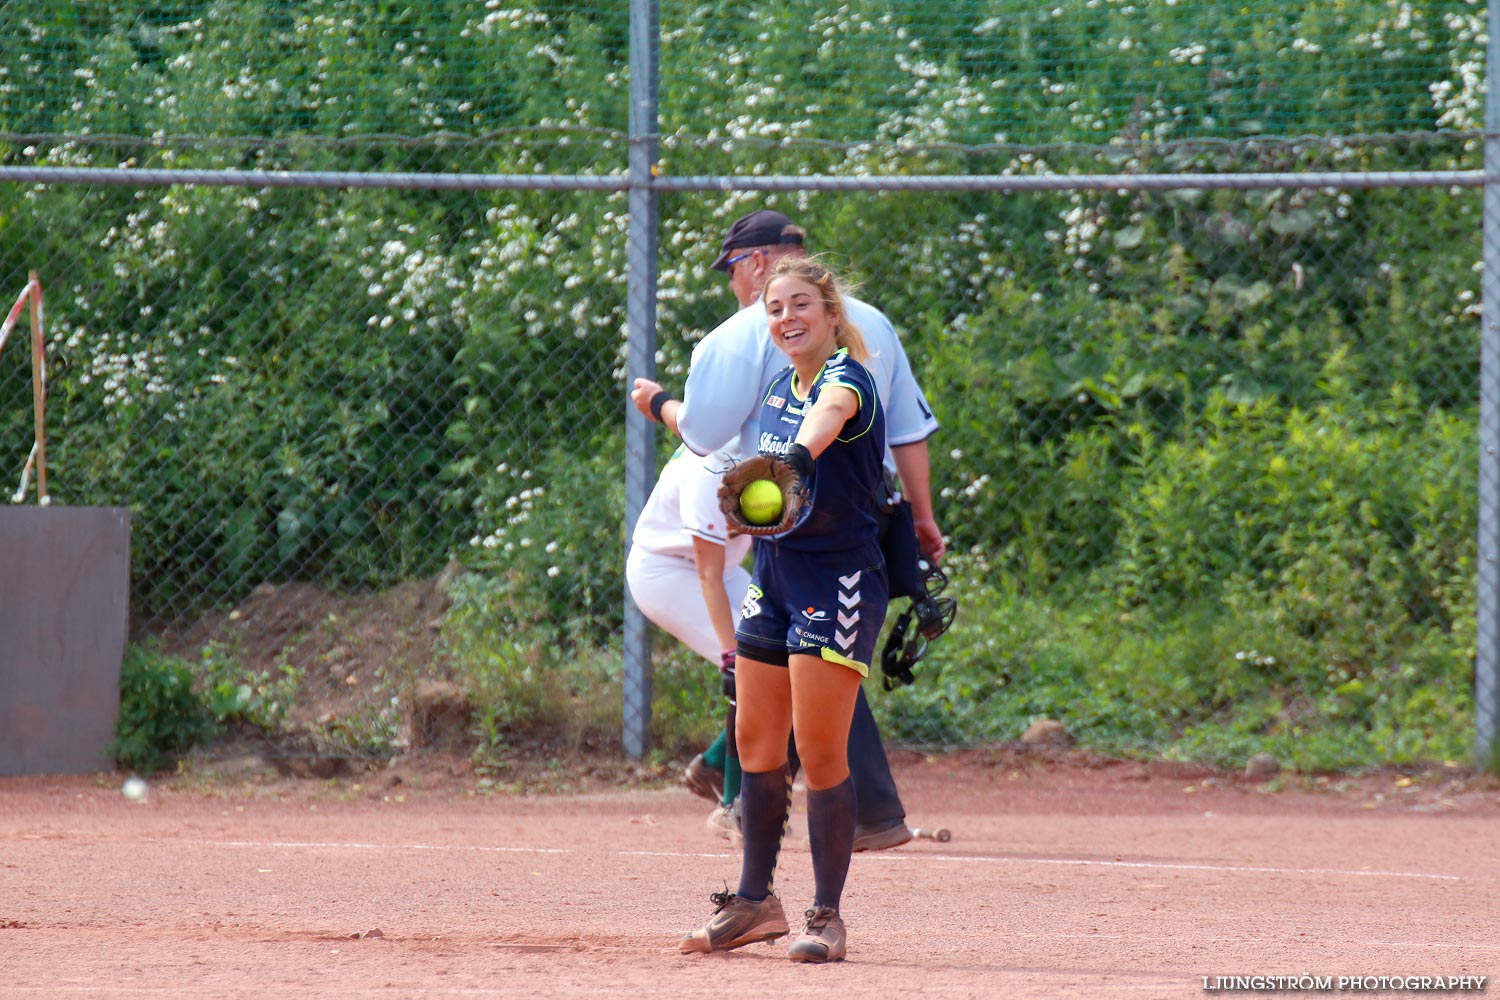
[
  {"left": 724, "top": 750, "right": 742, "bottom": 807},
  {"left": 702, "top": 728, "right": 728, "bottom": 771}
]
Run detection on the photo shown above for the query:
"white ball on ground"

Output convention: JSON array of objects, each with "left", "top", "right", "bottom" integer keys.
[{"left": 121, "top": 776, "right": 149, "bottom": 801}]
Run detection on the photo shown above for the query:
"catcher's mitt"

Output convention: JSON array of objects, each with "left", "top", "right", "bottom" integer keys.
[{"left": 718, "top": 452, "right": 807, "bottom": 536}]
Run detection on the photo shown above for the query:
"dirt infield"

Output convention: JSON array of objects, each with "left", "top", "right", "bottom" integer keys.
[{"left": 3, "top": 753, "right": 1498, "bottom": 999}]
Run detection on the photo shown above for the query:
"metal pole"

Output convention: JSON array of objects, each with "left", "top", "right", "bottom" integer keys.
[
  {"left": 644, "top": 169, "right": 1482, "bottom": 193},
  {"left": 0, "top": 165, "right": 1481, "bottom": 193},
  {"left": 622, "top": 0, "right": 660, "bottom": 761},
  {"left": 0, "top": 166, "right": 633, "bottom": 190},
  {"left": 1476, "top": 0, "right": 1500, "bottom": 774}
]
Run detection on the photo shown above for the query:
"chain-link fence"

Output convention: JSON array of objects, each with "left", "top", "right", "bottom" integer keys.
[{"left": 0, "top": 1, "right": 1492, "bottom": 774}]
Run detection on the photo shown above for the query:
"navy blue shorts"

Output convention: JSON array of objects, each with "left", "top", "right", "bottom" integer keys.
[{"left": 736, "top": 540, "right": 888, "bottom": 677}]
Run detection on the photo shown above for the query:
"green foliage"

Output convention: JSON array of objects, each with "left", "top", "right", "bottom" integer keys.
[
  {"left": 870, "top": 562, "right": 1473, "bottom": 771},
  {"left": 5, "top": 0, "right": 1481, "bottom": 150},
  {"left": 306, "top": 711, "right": 403, "bottom": 759},
  {"left": 869, "top": 341, "right": 1477, "bottom": 767},
  {"left": 112, "top": 644, "right": 216, "bottom": 773},
  {"left": 4, "top": 2, "right": 1490, "bottom": 768},
  {"left": 458, "top": 437, "right": 628, "bottom": 641},
  {"left": 195, "top": 639, "right": 303, "bottom": 732},
  {"left": 443, "top": 545, "right": 722, "bottom": 761},
  {"left": 112, "top": 639, "right": 305, "bottom": 772},
  {"left": 445, "top": 580, "right": 624, "bottom": 759},
  {"left": 643, "top": 641, "right": 730, "bottom": 758}
]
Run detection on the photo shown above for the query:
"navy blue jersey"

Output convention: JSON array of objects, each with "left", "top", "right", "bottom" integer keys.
[{"left": 755, "top": 349, "right": 885, "bottom": 552}]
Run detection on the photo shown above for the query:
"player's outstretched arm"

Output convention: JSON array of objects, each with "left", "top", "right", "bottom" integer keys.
[{"left": 792, "top": 386, "right": 859, "bottom": 459}]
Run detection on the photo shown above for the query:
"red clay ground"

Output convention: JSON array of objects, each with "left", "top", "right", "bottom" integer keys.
[{"left": 3, "top": 753, "right": 1498, "bottom": 1000}]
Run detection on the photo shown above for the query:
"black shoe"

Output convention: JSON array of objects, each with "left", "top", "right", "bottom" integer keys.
[
  {"left": 682, "top": 754, "right": 724, "bottom": 805},
  {"left": 852, "top": 818, "right": 912, "bottom": 852}
]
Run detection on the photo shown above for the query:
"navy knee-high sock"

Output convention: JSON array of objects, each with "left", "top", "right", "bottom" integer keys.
[
  {"left": 736, "top": 767, "right": 791, "bottom": 901},
  {"left": 806, "top": 775, "right": 857, "bottom": 910}
]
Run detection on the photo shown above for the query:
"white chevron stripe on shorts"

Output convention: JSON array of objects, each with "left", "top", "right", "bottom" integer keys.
[{"left": 835, "top": 571, "right": 861, "bottom": 651}]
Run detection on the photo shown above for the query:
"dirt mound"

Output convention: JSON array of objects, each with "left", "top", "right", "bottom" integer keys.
[
  {"left": 147, "top": 570, "right": 462, "bottom": 770},
  {"left": 142, "top": 569, "right": 665, "bottom": 793}
]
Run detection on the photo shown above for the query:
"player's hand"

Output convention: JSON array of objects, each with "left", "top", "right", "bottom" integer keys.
[
  {"left": 630, "top": 377, "right": 664, "bottom": 420},
  {"left": 914, "top": 515, "right": 946, "bottom": 563}
]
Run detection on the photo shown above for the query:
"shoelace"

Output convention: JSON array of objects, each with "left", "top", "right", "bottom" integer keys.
[
  {"left": 709, "top": 890, "right": 737, "bottom": 912},
  {"left": 803, "top": 906, "right": 838, "bottom": 931}
]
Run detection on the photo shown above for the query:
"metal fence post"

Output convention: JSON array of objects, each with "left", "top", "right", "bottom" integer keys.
[
  {"left": 1476, "top": 0, "right": 1500, "bottom": 774},
  {"left": 622, "top": 0, "right": 660, "bottom": 761}
]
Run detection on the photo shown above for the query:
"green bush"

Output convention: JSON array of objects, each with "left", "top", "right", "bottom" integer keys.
[
  {"left": 195, "top": 639, "right": 303, "bottom": 733},
  {"left": 5, "top": 1, "right": 1489, "bottom": 768},
  {"left": 111, "top": 640, "right": 307, "bottom": 772},
  {"left": 111, "top": 644, "right": 217, "bottom": 774}
]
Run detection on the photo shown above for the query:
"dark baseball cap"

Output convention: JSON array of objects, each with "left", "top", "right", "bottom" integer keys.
[{"left": 710, "top": 209, "right": 805, "bottom": 271}]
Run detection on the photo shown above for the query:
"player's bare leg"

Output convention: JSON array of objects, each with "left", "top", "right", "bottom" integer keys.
[
  {"left": 680, "top": 656, "right": 792, "bottom": 954},
  {"left": 786, "top": 651, "right": 861, "bottom": 963},
  {"left": 732, "top": 656, "right": 795, "bottom": 907}
]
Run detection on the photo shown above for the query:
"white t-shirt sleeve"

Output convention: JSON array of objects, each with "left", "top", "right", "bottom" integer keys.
[
  {"left": 677, "top": 308, "right": 768, "bottom": 459},
  {"left": 850, "top": 299, "right": 939, "bottom": 446},
  {"left": 883, "top": 334, "right": 940, "bottom": 446}
]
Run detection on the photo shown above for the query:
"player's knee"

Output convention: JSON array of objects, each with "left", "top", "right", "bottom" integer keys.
[
  {"left": 736, "top": 734, "right": 788, "bottom": 773},
  {"left": 736, "top": 709, "right": 791, "bottom": 771},
  {"left": 739, "top": 748, "right": 787, "bottom": 773},
  {"left": 794, "top": 742, "right": 849, "bottom": 791}
]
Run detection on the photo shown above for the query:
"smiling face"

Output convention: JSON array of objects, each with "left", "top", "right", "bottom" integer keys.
[{"left": 764, "top": 274, "right": 838, "bottom": 367}]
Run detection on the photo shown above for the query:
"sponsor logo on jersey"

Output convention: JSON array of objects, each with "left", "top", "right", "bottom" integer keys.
[
  {"left": 767, "top": 394, "right": 786, "bottom": 409},
  {"left": 793, "top": 625, "right": 830, "bottom": 645},
  {"left": 758, "top": 433, "right": 790, "bottom": 455},
  {"left": 802, "top": 606, "right": 828, "bottom": 622},
  {"left": 740, "top": 584, "right": 764, "bottom": 620}
]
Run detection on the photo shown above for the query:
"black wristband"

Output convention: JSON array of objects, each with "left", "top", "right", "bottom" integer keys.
[
  {"left": 648, "top": 391, "right": 673, "bottom": 423},
  {"left": 784, "top": 442, "right": 814, "bottom": 481}
]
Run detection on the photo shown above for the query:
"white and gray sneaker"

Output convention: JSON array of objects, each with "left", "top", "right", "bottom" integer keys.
[
  {"left": 706, "top": 802, "right": 741, "bottom": 841},
  {"left": 787, "top": 905, "right": 846, "bottom": 963},
  {"left": 679, "top": 891, "right": 789, "bottom": 953}
]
